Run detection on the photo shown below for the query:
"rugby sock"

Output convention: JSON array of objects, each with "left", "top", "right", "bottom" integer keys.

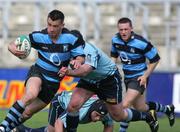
[
  {"left": 32, "top": 126, "right": 47, "bottom": 132},
  {"left": 16, "top": 125, "right": 46, "bottom": 132},
  {"left": 119, "top": 121, "right": 129, "bottom": 132},
  {"left": 147, "top": 101, "right": 169, "bottom": 113},
  {"left": 24, "top": 126, "right": 46, "bottom": 132},
  {"left": 0, "top": 100, "right": 25, "bottom": 131},
  {"left": 125, "top": 108, "right": 150, "bottom": 121},
  {"left": 66, "top": 111, "right": 79, "bottom": 132}
]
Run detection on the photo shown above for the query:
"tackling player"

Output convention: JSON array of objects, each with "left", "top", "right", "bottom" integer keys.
[{"left": 15, "top": 91, "right": 113, "bottom": 132}]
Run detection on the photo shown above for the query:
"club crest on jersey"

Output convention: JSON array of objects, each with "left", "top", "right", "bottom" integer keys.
[
  {"left": 50, "top": 53, "right": 61, "bottom": 66},
  {"left": 63, "top": 45, "right": 69, "bottom": 52}
]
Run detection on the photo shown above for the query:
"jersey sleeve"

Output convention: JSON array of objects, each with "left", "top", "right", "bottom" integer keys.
[
  {"left": 29, "top": 30, "right": 46, "bottom": 49},
  {"left": 144, "top": 42, "right": 160, "bottom": 63},
  {"left": 84, "top": 50, "right": 99, "bottom": 69},
  {"left": 111, "top": 39, "right": 119, "bottom": 58},
  {"left": 70, "top": 32, "right": 85, "bottom": 58},
  {"left": 70, "top": 45, "right": 85, "bottom": 58}
]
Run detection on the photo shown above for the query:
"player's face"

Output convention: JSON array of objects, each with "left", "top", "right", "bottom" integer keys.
[
  {"left": 118, "top": 22, "right": 133, "bottom": 42},
  {"left": 90, "top": 111, "right": 103, "bottom": 122},
  {"left": 47, "top": 17, "right": 64, "bottom": 40}
]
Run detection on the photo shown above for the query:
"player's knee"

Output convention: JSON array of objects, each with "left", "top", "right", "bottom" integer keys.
[
  {"left": 110, "top": 113, "right": 124, "bottom": 121},
  {"left": 21, "top": 94, "right": 36, "bottom": 106},
  {"left": 67, "top": 103, "right": 80, "bottom": 112}
]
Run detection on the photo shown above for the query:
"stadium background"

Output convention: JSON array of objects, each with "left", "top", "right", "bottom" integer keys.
[{"left": 0, "top": 0, "right": 180, "bottom": 131}]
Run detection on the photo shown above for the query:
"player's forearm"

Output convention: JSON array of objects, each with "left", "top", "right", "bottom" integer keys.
[
  {"left": 144, "top": 61, "right": 159, "bottom": 78},
  {"left": 66, "top": 65, "right": 92, "bottom": 77}
]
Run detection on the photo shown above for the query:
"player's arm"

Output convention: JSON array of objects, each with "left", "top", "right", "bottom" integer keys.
[
  {"left": 143, "top": 60, "right": 159, "bottom": 78},
  {"left": 8, "top": 41, "right": 25, "bottom": 57},
  {"left": 138, "top": 44, "right": 160, "bottom": 87},
  {"left": 110, "top": 40, "right": 119, "bottom": 64},
  {"left": 138, "top": 60, "right": 159, "bottom": 88},
  {"left": 70, "top": 56, "right": 85, "bottom": 69},
  {"left": 111, "top": 57, "right": 118, "bottom": 63},
  {"left": 58, "top": 64, "right": 93, "bottom": 77}
]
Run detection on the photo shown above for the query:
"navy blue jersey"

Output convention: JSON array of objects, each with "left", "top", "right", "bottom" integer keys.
[
  {"left": 29, "top": 28, "right": 85, "bottom": 82},
  {"left": 111, "top": 32, "right": 160, "bottom": 78}
]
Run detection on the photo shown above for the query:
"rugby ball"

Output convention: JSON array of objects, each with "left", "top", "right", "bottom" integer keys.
[{"left": 15, "top": 35, "right": 31, "bottom": 59}]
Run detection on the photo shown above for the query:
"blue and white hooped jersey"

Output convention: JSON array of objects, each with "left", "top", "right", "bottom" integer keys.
[
  {"left": 29, "top": 28, "right": 85, "bottom": 82},
  {"left": 82, "top": 43, "right": 117, "bottom": 83},
  {"left": 111, "top": 32, "right": 160, "bottom": 78},
  {"left": 56, "top": 91, "right": 113, "bottom": 126}
]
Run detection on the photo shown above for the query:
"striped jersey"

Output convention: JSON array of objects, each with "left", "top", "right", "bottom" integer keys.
[
  {"left": 29, "top": 28, "right": 85, "bottom": 82},
  {"left": 111, "top": 32, "right": 160, "bottom": 78}
]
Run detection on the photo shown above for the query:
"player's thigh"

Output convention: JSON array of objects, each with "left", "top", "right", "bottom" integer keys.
[
  {"left": 22, "top": 77, "right": 42, "bottom": 104},
  {"left": 123, "top": 88, "right": 141, "bottom": 108},
  {"left": 23, "top": 97, "right": 47, "bottom": 118}
]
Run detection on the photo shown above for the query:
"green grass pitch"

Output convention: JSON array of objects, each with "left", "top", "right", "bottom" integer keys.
[{"left": 0, "top": 110, "right": 180, "bottom": 132}]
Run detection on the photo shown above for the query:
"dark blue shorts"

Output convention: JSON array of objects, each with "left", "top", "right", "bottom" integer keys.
[
  {"left": 76, "top": 70, "right": 122, "bottom": 104},
  {"left": 124, "top": 77, "right": 149, "bottom": 94},
  {"left": 25, "top": 65, "right": 60, "bottom": 104}
]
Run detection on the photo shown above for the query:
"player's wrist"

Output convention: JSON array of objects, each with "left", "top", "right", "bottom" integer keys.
[{"left": 65, "top": 69, "right": 70, "bottom": 75}]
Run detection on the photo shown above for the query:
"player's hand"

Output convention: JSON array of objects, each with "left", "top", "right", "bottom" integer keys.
[
  {"left": 137, "top": 75, "right": 147, "bottom": 88},
  {"left": 70, "top": 59, "right": 82, "bottom": 69},
  {"left": 58, "top": 67, "right": 68, "bottom": 77},
  {"left": 8, "top": 42, "right": 26, "bottom": 57}
]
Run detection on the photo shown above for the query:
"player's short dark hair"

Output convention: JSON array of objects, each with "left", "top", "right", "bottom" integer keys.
[
  {"left": 71, "top": 29, "right": 85, "bottom": 47},
  {"left": 117, "top": 17, "right": 132, "bottom": 27},
  {"left": 48, "top": 9, "right": 65, "bottom": 21},
  {"left": 88, "top": 100, "right": 108, "bottom": 116}
]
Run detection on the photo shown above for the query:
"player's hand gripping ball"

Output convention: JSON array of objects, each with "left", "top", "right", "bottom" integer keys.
[{"left": 15, "top": 35, "right": 31, "bottom": 59}]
